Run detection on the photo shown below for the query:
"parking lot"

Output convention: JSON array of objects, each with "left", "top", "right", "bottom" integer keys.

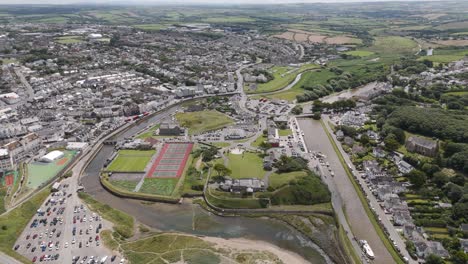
[{"left": 14, "top": 176, "right": 121, "bottom": 264}]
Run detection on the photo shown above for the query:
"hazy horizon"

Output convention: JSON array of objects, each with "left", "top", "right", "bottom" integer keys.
[{"left": 0, "top": 0, "right": 446, "bottom": 6}]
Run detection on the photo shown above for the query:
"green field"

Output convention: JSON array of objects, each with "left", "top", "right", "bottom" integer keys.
[
  {"left": 344, "top": 50, "right": 375, "bottom": 57},
  {"left": 368, "top": 36, "right": 419, "bottom": 56},
  {"left": 175, "top": 110, "right": 234, "bottom": 135},
  {"left": 269, "top": 171, "right": 308, "bottom": 189},
  {"left": 139, "top": 178, "right": 178, "bottom": 196},
  {"left": 278, "top": 129, "right": 292, "bottom": 136},
  {"left": 251, "top": 134, "right": 267, "bottom": 148},
  {"left": 55, "top": 35, "right": 83, "bottom": 44},
  {"left": 107, "top": 150, "right": 155, "bottom": 172},
  {"left": 136, "top": 124, "right": 160, "bottom": 139},
  {"left": 224, "top": 152, "right": 265, "bottom": 179},
  {"left": 246, "top": 64, "right": 318, "bottom": 94},
  {"left": 202, "top": 16, "right": 254, "bottom": 23},
  {"left": 134, "top": 24, "right": 170, "bottom": 31},
  {"left": 419, "top": 48, "right": 468, "bottom": 63},
  {"left": 109, "top": 180, "right": 138, "bottom": 192},
  {"left": 27, "top": 150, "right": 77, "bottom": 188},
  {"left": 0, "top": 188, "right": 49, "bottom": 263},
  {"left": 254, "top": 69, "right": 337, "bottom": 102}
]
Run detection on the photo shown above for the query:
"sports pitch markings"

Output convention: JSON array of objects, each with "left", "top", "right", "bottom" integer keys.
[{"left": 146, "top": 143, "right": 193, "bottom": 178}]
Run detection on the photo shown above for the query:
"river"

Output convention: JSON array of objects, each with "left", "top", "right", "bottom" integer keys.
[{"left": 81, "top": 110, "right": 330, "bottom": 264}]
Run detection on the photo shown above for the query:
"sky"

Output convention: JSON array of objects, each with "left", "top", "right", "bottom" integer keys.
[{"left": 0, "top": 0, "right": 440, "bottom": 5}]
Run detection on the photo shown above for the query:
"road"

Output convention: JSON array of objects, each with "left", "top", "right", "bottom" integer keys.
[
  {"left": 321, "top": 116, "right": 415, "bottom": 264},
  {"left": 0, "top": 252, "right": 22, "bottom": 264},
  {"left": 297, "top": 117, "right": 394, "bottom": 264},
  {"left": 14, "top": 67, "right": 34, "bottom": 99}
]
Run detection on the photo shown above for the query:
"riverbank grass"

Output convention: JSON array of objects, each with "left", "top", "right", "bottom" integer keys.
[
  {"left": 78, "top": 192, "right": 135, "bottom": 238},
  {"left": 0, "top": 188, "right": 50, "bottom": 263}
]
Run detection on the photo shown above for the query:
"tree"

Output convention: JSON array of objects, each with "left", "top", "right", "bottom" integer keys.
[
  {"left": 291, "top": 105, "right": 303, "bottom": 115},
  {"left": 425, "top": 254, "right": 444, "bottom": 264},
  {"left": 213, "top": 163, "right": 231, "bottom": 177},
  {"left": 445, "top": 183, "right": 463, "bottom": 203},
  {"left": 258, "top": 141, "right": 272, "bottom": 153},
  {"left": 384, "top": 134, "right": 400, "bottom": 152},
  {"left": 432, "top": 172, "right": 448, "bottom": 188},
  {"left": 406, "top": 170, "right": 427, "bottom": 189},
  {"left": 360, "top": 134, "right": 370, "bottom": 145}
]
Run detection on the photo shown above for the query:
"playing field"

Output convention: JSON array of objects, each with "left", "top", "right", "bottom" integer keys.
[
  {"left": 223, "top": 152, "right": 265, "bottom": 179},
  {"left": 107, "top": 150, "right": 156, "bottom": 172},
  {"left": 146, "top": 143, "right": 193, "bottom": 178},
  {"left": 27, "top": 150, "right": 77, "bottom": 188}
]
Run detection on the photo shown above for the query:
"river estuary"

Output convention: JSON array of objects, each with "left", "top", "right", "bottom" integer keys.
[{"left": 80, "top": 109, "right": 331, "bottom": 264}]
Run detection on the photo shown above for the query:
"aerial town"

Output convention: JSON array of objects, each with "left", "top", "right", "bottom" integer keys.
[{"left": 0, "top": 2, "right": 467, "bottom": 264}]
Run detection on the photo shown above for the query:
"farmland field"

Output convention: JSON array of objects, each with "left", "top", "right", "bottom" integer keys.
[
  {"left": 343, "top": 50, "right": 375, "bottom": 57},
  {"left": 367, "top": 36, "right": 419, "bottom": 56},
  {"left": 419, "top": 48, "right": 468, "bottom": 63}
]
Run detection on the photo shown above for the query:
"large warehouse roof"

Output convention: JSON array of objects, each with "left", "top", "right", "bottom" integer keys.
[{"left": 40, "top": 150, "right": 64, "bottom": 162}]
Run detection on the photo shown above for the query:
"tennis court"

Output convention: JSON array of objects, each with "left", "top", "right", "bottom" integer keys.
[
  {"left": 146, "top": 142, "right": 193, "bottom": 178},
  {"left": 1, "top": 171, "right": 17, "bottom": 187}
]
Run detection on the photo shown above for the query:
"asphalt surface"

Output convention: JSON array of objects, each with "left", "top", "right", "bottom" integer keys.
[
  {"left": 297, "top": 117, "right": 394, "bottom": 264},
  {"left": 13, "top": 174, "right": 117, "bottom": 264}
]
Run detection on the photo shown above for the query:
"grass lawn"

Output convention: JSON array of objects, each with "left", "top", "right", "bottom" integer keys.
[
  {"left": 175, "top": 110, "right": 234, "bottom": 135},
  {"left": 78, "top": 192, "right": 134, "bottom": 238},
  {"left": 107, "top": 150, "right": 155, "bottom": 172},
  {"left": 210, "top": 142, "right": 230, "bottom": 148},
  {"left": 136, "top": 124, "right": 160, "bottom": 139},
  {"left": 109, "top": 180, "right": 138, "bottom": 192},
  {"left": 246, "top": 64, "right": 318, "bottom": 94},
  {"left": 278, "top": 129, "right": 292, "bottom": 136},
  {"left": 224, "top": 152, "right": 265, "bottom": 179},
  {"left": 27, "top": 150, "right": 77, "bottom": 188},
  {"left": 343, "top": 50, "right": 375, "bottom": 57},
  {"left": 251, "top": 134, "right": 267, "bottom": 148},
  {"left": 55, "top": 35, "right": 83, "bottom": 44},
  {"left": 0, "top": 188, "right": 7, "bottom": 215},
  {"left": 0, "top": 188, "right": 49, "bottom": 263},
  {"left": 269, "top": 171, "right": 308, "bottom": 189},
  {"left": 139, "top": 178, "right": 179, "bottom": 196}
]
